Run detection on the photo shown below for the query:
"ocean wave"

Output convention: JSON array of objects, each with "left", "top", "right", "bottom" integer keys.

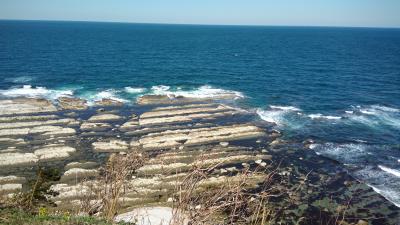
[
  {"left": 0, "top": 85, "right": 73, "bottom": 100},
  {"left": 378, "top": 165, "right": 400, "bottom": 178},
  {"left": 308, "top": 113, "right": 342, "bottom": 120},
  {"left": 309, "top": 143, "right": 369, "bottom": 164},
  {"left": 269, "top": 105, "right": 301, "bottom": 111},
  {"left": 256, "top": 105, "right": 301, "bottom": 126},
  {"left": 124, "top": 87, "right": 147, "bottom": 94},
  {"left": 355, "top": 166, "right": 400, "bottom": 208},
  {"left": 348, "top": 105, "right": 400, "bottom": 129},
  {"left": 81, "top": 89, "right": 129, "bottom": 105},
  {"left": 4, "top": 76, "right": 35, "bottom": 83},
  {"left": 150, "top": 85, "right": 244, "bottom": 99}
]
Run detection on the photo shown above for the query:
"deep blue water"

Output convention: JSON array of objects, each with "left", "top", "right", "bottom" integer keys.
[{"left": 0, "top": 20, "right": 400, "bottom": 206}]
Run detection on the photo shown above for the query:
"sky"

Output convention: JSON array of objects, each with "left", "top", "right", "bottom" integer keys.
[{"left": 0, "top": 0, "right": 399, "bottom": 28}]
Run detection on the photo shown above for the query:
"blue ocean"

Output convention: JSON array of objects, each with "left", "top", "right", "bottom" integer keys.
[{"left": 0, "top": 20, "right": 399, "bottom": 206}]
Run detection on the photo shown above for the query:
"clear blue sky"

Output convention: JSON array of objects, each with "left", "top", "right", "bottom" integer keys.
[{"left": 0, "top": 0, "right": 399, "bottom": 27}]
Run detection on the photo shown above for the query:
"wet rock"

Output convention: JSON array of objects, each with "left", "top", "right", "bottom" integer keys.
[
  {"left": 270, "top": 138, "right": 285, "bottom": 146},
  {"left": 92, "top": 139, "right": 129, "bottom": 153},
  {"left": 88, "top": 114, "right": 122, "bottom": 122},
  {"left": 58, "top": 97, "right": 88, "bottom": 110}
]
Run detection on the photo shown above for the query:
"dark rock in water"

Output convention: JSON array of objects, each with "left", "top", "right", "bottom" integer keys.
[{"left": 58, "top": 97, "right": 88, "bottom": 110}]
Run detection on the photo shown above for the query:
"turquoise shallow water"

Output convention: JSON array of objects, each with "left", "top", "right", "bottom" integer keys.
[{"left": 0, "top": 20, "right": 399, "bottom": 206}]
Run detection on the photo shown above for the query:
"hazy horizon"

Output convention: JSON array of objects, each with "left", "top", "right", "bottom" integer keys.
[{"left": 1, "top": 0, "right": 399, "bottom": 28}]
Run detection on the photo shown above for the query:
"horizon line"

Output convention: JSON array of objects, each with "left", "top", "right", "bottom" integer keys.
[{"left": 1, "top": 18, "right": 400, "bottom": 29}]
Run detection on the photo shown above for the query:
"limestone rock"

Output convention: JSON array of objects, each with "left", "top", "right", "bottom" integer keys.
[
  {"left": 34, "top": 145, "right": 76, "bottom": 162},
  {"left": 0, "top": 98, "right": 57, "bottom": 116},
  {"left": 92, "top": 139, "right": 129, "bottom": 152},
  {"left": 0, "top": 153, "right": 39, "bottom": 168},
  {"left": 58, "top": 97, "right": 88, "bottom": 110},
  {"left": 80, "top": 122, "right": 112, "bottom": 131},
  {"left": 88, "top": 114, "right": 122, "bottom": 122},
  {"left": 94, "top": 98, "right": 123, "bottom": 106}
]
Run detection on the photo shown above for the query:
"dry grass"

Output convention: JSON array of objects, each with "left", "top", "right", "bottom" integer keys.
[
  {"left": 76, "top": 151, "right": 146, "bottom": 222},
  {"left": 169, "top": 160, "right": 280, "bottom": 225}
]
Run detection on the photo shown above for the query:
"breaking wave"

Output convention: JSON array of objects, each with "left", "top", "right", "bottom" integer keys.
[
  {"left": 378, "top": 165, "right": 400, "bottom": 178},
  {"left": 124, "top": 87, "right": 147, "bottom": 94},
  {"left": 355, "top": 166, "right": 400, "bottom": 208},
  {"left": 256, "top": 105, "right": 301, "bottom": 126},
  {"left": 149, "top": 85, "right": 244, "bottom": 99},
  {"left": 0, "top": 85, "right": 73, "bottom": 100},
  {"left": 79, "top": 89, "right": 129, "bottom": 105},
  {"left": 308, "top": 114, "right": 342, "bottom": 120}
]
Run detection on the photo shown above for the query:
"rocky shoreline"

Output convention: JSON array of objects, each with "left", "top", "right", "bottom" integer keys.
[{"left": 0, "top": 95, "right": 399, "bottom": 224}]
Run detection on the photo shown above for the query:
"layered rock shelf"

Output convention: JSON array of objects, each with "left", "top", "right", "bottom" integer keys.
[{"left": 0, "top": 96, "right": 398, "bottom": 224}]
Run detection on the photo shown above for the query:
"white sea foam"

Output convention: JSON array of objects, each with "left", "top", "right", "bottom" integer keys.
[
  {"left": 369, "top": 185, "right": 400, "bottom": 208},
  {"left": 150, "top": 85, "right": 244, "bottom": 99},
  {"left": 81, "top": 89, "right": 128, "bottom": 105},
  {"left": 151, "top": 85, "right": 171, "bottom": 93},
  {"left": 310, "top": 143, "right": 368, "bottom": 164},
  {"left": 124, "top": 87, "right": 147, "bottom": 94},
  {"left": 378, "top": 165, "right": 400, "bottom": 178},
  {"left": 269, "top": 105, "right": 301, "bottom": 111},
  {"left": 0, "top": 85, "right": 73, "bottom": 100},
  {"left": 308, "top": 114, "right": 342, "bottom": 120},
  {"left": 94, "top": 90, "right": 127, "bottom": 102},
  {"left": 256, "top": 108, "right": 287, "bottom": 124},
  {"left": 345, "top": 110, "right": 354, "bottom": 114},
  {"left": 349, "top": 105, "right": 400, "bottom": 129},
  {"left": 256, "top": 105, "right": 300, "bottom": 125},
  {"left": 355, "top": 167, "right": 400, "bottom": 208}
]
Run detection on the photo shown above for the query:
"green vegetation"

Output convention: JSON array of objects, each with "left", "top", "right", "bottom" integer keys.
[{"left": 0, "top": 208, "right": 121, "bottom": 225}]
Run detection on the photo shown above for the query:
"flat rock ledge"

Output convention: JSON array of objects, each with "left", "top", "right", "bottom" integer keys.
[
  {"left": 132, "top": 124, "right": 265, "bottom": 150},
  {"left": 0, "top": 98, "right": 57, "bottom": 116},
  {"left": 58, "top": 97, "right": 88, "bottom": 110},
  {"left": 34, "top": 145, "right": 76, "bottom": 162},
  {"left": 88, "top": 114, "right": 122, "bottom": 122},
  {"left": 92, "top": 139, "right": 130, "bottom": 153}
]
